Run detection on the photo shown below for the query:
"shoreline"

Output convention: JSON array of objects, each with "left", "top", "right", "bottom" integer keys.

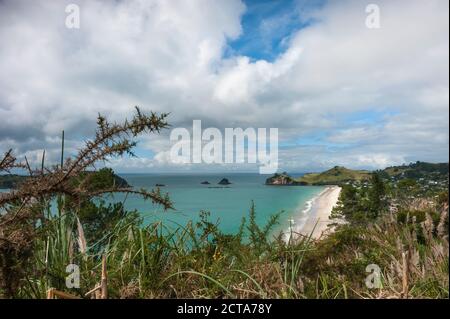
[{"left": 285, "top": 185, "right": 342, "bottom": 241}]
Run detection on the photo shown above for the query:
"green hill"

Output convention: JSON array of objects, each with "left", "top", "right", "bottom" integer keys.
[
  {"left": 0, "top": 169, "right": 130, "bottom": 189},
  {"left": 297, "top": 166, "right": 372, "bottom": 185},
  {"left": 0, "top": 174, "right": 27, "bottom": 189},
  {"left": 382, "top": 161, "right": 448, "bottom": 179},
  {"left": 295, "top": 162, "right": 448, "bottom": 186}
]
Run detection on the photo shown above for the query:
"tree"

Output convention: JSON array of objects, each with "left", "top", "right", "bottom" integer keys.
[
  {"left": 367, "top": 172, "right": 387, "bottom": 218},
  {"left": 331, "top": 185, "right": 367, "bottom": 223}
]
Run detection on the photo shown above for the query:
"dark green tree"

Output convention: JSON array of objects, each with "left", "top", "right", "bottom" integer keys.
[
  {"left": 367, "top": 172, "right": 387, "bottom": 218},
  {"left": 331, "top": 185, "right": 369, "bottom": 223}
]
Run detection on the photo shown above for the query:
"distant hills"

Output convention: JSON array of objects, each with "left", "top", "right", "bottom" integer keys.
[
  {"left": 0, "top": 169, "right": 130, "bottom": 189},
  {"left": 382, "top": 161, "right": 449, "bottom": 180},
  {"left": 266, "top": 162, "right": 449, "bottom": 186},
  {"left": 3, "top": 162, "right": 447, "bottom": 189},
  {"left": 0, "top": 174, "right": 26, "bottom": 189},
  {"left": 298, "top": 166, "right": 371, "bottom": 185}
]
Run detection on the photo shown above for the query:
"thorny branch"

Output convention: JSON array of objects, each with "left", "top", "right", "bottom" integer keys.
[
  {"left": 0, "top": 149, "right": 25, "bottom": 173},
  {"left": 0, "top": 106, "right": 172, "bottom": 209},
  {"left": 0, "top": 107, "right": 171, "bottom": 297}
]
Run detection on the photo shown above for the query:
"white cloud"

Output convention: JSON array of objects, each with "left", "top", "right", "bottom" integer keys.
[{"left": 0, "top": 0, "right": 448, "bottom": 172}]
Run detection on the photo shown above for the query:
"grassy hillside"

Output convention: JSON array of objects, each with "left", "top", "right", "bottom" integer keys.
[{"left": 298, "top": 166, "right": 371, "bottom": 185}]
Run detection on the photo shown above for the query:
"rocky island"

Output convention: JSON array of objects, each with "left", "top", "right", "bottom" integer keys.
[
  {"left": 265, "top": 172, "right": 305, "bottom": 185},
  {"left": 218, "top": 178, "right": 231, "bottom": 185}
]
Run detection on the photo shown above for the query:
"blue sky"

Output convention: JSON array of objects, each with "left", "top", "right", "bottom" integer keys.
[{"left": 229, "top": 0, "right": 324, "bottom": 61}]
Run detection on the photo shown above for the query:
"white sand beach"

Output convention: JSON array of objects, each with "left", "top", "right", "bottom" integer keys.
[{"left": 286, "top": 186, "right": 342, "bottom": 241}]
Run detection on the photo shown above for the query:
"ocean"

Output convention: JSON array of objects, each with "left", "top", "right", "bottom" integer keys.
[{"left": 113, "top": 173, "right": 325, "bottom": 236}]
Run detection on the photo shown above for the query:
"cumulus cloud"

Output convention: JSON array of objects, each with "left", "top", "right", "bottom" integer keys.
[{"left": 0, "top": 0, "right": 448, "bottom": 172}]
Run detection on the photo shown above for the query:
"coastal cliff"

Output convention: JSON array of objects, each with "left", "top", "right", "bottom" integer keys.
[{"left": 265, "top": 172, "right": 306, "bottom": 185}]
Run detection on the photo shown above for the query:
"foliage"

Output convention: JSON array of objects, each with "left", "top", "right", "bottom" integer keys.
[
  {"left": 367, "top": 172, "right": 387, "bottom": 218},
  {"left": 8, "top": 194, "right": 447, "bottom": 299},
  {"left": 0, "top": 107, "right": 171, "bottom": 298}
]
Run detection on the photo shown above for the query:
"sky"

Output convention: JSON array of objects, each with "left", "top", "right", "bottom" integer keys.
[{"left": 0, "top": 0, "right": 448, "bottom": 173}]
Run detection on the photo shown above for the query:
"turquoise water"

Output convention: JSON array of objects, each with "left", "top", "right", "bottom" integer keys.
[
  {"left": 0, "top": 174, "right": 324, "bottom": 235},
  {"left": 112, "top": 174, "right": 325, "bottom": 235}
]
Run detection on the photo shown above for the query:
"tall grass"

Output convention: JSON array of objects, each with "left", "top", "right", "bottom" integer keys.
[{"left": 12, "top": 194, "right": 447, "bottom": 299}]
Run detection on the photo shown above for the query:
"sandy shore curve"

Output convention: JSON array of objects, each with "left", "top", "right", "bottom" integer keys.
[{"left": 285, "top": 185, "right": 342, "bottom": 241}]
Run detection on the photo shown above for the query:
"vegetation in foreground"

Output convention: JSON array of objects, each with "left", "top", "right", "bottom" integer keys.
[{"left": 0, "top": 109, "right": 448, "bottom": 299}]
